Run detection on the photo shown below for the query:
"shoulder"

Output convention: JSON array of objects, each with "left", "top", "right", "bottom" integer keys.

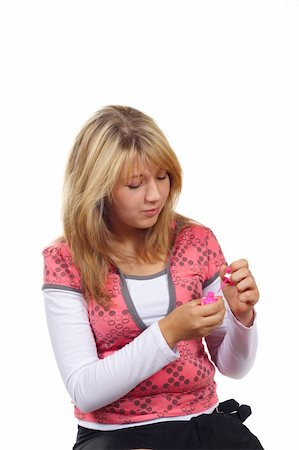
[
  {"left": 42, "top": 240, "right": 81, "bottom": 291},
  {"left": 42, "top": 239, "right": 72, "bottom": 258},
  {"left": 174, "top": 221, "right": 226, "bottom": 279},
  {"left": 174, "top": 221, "right": 224, "bottom": 257},
  {"left": 176, "top": 221, "right": 215, "bottom": 241}
]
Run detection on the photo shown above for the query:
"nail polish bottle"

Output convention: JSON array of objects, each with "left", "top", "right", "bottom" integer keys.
[{"left": 201, "top": 291, "right": 222, "bottom": 305}]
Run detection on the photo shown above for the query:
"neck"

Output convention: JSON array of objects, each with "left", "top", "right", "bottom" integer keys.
[{"left": 113, "top": 231, "right": 145, "bottom": 258}]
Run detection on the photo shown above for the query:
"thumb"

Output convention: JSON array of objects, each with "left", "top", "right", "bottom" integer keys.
[
  {"left": 192, "top": 298, "right": 202, "bottom": 306},
  {"left": 219, "top": 263, "right": 228, "bottom": 280}
]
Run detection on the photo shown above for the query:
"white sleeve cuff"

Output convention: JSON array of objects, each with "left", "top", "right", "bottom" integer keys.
[
  {"left": 226, "top": 303, "right": 258, "bottom": 332},
  {"left": 216, "top": 302, "right": 258, "bottom": 379}
]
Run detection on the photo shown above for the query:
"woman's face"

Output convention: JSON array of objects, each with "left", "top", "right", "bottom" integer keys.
[{"left": 108, "top": 163, "right": 170, "bottom": 238}]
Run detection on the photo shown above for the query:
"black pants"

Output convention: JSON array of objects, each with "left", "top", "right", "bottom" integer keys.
[{"left": 73, "top": 400, "right": 264, "bottom": 450}]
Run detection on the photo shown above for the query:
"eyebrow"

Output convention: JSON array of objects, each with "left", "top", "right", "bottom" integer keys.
[
  {"left": 130, "top": 174, "right": 143, "bottom": 178},
  {"left": 122, "top": 169, "right": 167, "bottom": 182},
  {"left": 122, "top": 174, "right": 143, "bottom": 181}
]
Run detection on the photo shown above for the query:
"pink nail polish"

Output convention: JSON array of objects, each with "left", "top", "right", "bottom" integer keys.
[{"left": 219, "top": 266, "right": 234, "bottom": 292}]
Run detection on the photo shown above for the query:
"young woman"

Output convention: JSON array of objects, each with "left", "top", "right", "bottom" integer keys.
[{"left": 42, "top": 105, "right": 263, "bottom": 449}]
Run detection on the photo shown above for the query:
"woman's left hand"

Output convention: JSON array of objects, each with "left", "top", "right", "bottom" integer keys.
[{"left": 219, "top": 259, "right": 259, "bottom": 327}]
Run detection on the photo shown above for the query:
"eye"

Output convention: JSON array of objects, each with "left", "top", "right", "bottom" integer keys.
[
  {"left": 126, "top": 173, "right": 143, "bottom": 189},
  {"left": 127, "top": 183, "right": 141, "bottom": 189},
  {"left": 156, "top": 172, "right": 169, "bottom": 180}
]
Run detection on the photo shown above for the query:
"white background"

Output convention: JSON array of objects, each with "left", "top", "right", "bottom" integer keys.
[{"left": 0, "top": 1, "right": 298, "bottom": 449}]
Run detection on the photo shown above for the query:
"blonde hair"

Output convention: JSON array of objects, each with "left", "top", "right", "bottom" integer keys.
[{"left": 61, "top": 105, "right": 193, "bottom": 305}]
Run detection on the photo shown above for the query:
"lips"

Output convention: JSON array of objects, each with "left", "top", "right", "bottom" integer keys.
[
  {"left": 144, "top": 208, "right": 159, "bottom": 213},
  {"left": 143, "top": 207, "right": 160, "bottom": 217}
]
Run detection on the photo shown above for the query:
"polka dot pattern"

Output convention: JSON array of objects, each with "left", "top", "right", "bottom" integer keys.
[
  {"left": 170, "top": 226, "right": 225, "bottom": 301},
  {"left": 43, "top": 245, "right": 81, "bottom": 291},
  {"left": 43, "top": 225, "right": 226, "bottom": 425}
]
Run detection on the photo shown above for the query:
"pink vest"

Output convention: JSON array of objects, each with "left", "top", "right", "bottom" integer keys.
[{"left": 43, "top": 224, "right": 226, "bottom": 425}]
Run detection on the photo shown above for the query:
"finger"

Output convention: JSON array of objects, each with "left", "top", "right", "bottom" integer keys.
[
  {"left": 239, "top": 289, "right": 259, "bottom": 304},
  {"left": 198, "top": 298, "right": 224, "bottom": 316},
  {"left": 201, "top": 309, "right": 226, "bottom": 330},
  {"left": 219, "top": 263, "right": 228, "bottom": 280},
  {"left": 229, "top": 259, "right": 249, "bottom": 272},
  {"left": 189, "top": 298, "right": 202, "bottom": 306},
  {"left": 233, "top": 273, "right": 255, "bottom": 292},
  {"left": 200, "top": 313, "right": 226, "bottom": 332},
  {"left": 230, "top": 268, "right": 253, "bottom": 285}
]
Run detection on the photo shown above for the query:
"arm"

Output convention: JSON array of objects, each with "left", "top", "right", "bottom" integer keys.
[
  {"left": 204, "top": 276, "right": 258, "bottom": 379},
  {"left": 44, "top": 288, "right": 179, "bottom": 413}
]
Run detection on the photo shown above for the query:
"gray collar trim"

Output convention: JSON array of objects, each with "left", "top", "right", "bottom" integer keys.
[
  {"left": 123, "top": 268, "right": 167, "bottom": 280},
  {"left": 118, "top": 258, "right": 176, "bottom": 331}
]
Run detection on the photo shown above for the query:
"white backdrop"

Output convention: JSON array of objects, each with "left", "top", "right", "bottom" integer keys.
[{"left": 0, "top": 1, "right": 298, "bottom": 449}]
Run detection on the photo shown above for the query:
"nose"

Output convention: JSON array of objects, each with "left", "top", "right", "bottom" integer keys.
[{"left": 145, "top": 178, "right": 161, "bottom": 203}]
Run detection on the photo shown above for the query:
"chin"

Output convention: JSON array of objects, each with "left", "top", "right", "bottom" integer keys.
[{"left": 136, "top": 218, "right": 159, "bottom": 229}]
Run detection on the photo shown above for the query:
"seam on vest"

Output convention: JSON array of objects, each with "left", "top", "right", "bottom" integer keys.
[
  {"left": 42, "top": 283, "right": 82, "bottom": 293},
  {"left": 202, "top": 272, "right": 220, "bottom": 289}
]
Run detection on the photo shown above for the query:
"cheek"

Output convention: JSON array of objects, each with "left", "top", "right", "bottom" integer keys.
[
  {"left": 162, "top": 180, "right": 171, "bottom": 199},
  {"left": 117, "top": 191, "right": 141, "bottom": 212}
]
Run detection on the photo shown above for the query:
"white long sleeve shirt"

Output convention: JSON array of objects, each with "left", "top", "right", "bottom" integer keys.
[{"left": 43, "top": 274, "right": 258, "bottom": 430}]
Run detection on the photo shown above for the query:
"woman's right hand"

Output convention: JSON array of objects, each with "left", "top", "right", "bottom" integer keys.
[{"left": 158, "top": 297, "right": 226, "bottom": 348}]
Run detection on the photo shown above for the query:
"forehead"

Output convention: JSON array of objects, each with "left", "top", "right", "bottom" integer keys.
[{"left": 119, "top": 158, "right": 165, "bottom": 180}]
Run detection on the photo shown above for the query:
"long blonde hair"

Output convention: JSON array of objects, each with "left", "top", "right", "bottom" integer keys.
[{"left": 61, "top": 105, "right": 193, "bottom": 305}]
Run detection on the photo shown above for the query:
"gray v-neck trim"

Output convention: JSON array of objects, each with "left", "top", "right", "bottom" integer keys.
[
  {"left": 118, "top": 258, "right": 176, "bottom": 331},
  {"left": 123, "top": 268, "right": 167, "bottom": 280}
]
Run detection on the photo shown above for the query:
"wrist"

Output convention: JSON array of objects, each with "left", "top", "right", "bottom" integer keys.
[
  {"left": 235, "top": 309, "right": 255, "bottom": 327},
  {"left": 158, "top": 317, "right": 177, "bottom": 349}
]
